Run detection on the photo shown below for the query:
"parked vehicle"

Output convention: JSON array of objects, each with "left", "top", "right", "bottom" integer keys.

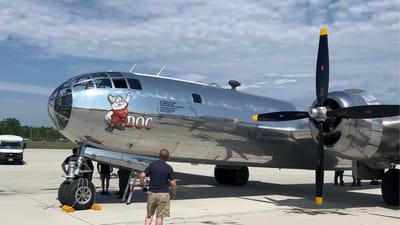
[{"left": 0, "top": 135, "right": 26, "bottom": 164}]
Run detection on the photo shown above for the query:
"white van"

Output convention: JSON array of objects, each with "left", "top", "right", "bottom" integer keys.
[{"left": 0, "top": 135, "right": 26, "bottom": 164}]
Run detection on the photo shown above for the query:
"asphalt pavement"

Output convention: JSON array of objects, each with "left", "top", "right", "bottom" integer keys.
[{"left": 0, "top": 148, "right": 398, "bottom": 225}]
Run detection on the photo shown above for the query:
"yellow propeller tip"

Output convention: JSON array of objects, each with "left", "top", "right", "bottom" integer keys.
[
  {"left": 320, "top": 28, "right": 328, "bottom": 36},
  {"left": 252, "top": 114, "right": 258, "bottom": 121},
  {"left": 315, "top": 197, "right": 323, "bottom": 205}
]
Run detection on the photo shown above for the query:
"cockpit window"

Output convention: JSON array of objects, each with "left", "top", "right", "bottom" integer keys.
[
  {"left": 54, "top": 94, "right": 72, "bottom": 130},
  {"left": 49, "top": 89, "right": 58, "bottom": 101},
  {"left": 71, "top": 74, "right": 91, "bottom": 84},
  {"left": 94, "top": 78, "right": 112, "bottom": 88},
  {"left": 108, "top": 72, "right": 123, "bottom": 77},
  {"left": 127, "top": 78, "right": 142, "bottom": 90},
  {"left": 73, "top": 81, "right": 94, "bottom": 91},
  {"left": 57, "top": 83, "right": 72, "bottom": 97},
  {"left": 91, "top": 72, "right": 108, "bottom": 79},
  {"left": 112, "top": 78, "right": 128, "bottom": 88}
]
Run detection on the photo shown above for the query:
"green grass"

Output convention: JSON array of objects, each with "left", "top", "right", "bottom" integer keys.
[{"left": 26, "top": 141, "right": 77, "bottom": 149}]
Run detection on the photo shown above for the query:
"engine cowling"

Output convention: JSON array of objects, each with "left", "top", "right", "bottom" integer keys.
[{"left": 309, "top": 89, "right": 399, "bottom": 168}]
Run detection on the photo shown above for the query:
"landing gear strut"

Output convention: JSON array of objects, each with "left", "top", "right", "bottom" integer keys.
[
  {"left": 214, "top": 165, "right": 249, "bottom": 186},
  {"left": 381, "top": 168, "right": 399, "bottom": 206},
  {"left": 58, "top": 145, "right": 96, "bottom": 210}
]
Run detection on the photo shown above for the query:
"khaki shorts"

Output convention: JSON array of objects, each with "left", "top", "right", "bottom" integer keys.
[{"left": 147, "top": 192, "right": 170, "bottom": 218}]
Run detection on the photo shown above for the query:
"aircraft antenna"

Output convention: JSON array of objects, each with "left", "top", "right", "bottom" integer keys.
[
  {"left": 129, "top": 64, "right": 137, "bottom": 73},
  {"left": 156, "top": 64, "right": 167, "bottom": 77}
]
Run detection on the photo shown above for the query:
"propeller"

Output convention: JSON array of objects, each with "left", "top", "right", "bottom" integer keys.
[
  {"left": 326, "top": 105, "right": 400, "bottom": 119},
  {"left": 252, "top": 111, "right": 308, "bottom": 121},
  {"left": 253, "top": 28, "right": 400, "bottom": 206}
]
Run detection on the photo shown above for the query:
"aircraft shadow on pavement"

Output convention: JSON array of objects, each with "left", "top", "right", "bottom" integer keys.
[{"left": 94, "top": 172, "right": 398, "bottom": 210}]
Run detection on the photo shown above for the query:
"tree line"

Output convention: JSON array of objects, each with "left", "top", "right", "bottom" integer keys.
[{"left": 0, "top": 118, "right": 66, "bottom": 141}]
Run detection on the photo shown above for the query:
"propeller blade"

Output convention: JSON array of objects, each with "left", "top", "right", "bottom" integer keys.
[
  {"left": 253, "top": 111, "right": 309, "bottom": 122},
  {"left": 252, "top": 28, "right": 399, "bottom": 206},
  {"left": 327, "top": 105, "right": 400, "bottom": 119},
  {"left": 316, "top": 28, "right": 329, "bottom": 106},
  {"left": 315, "top": 121, "right": 325, "bottom": 206}
]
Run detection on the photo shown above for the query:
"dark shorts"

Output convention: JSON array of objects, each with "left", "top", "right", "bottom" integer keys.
[
  {"left": 100, "top": 173, "right": 110, "bottom": 180},
  {"left": 147, "top": 192, "right": 170, "bottom": 218}
]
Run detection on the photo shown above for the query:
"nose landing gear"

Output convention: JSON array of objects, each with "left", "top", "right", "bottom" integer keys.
[{"left": 58, "top": 145, "right": 96, "bottom": 210}]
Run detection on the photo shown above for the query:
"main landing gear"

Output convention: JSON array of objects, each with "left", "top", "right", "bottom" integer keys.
[
  {"left": 214, "top": 165, "right": 399, "bottom": 206},
  {"left": 214, "top": 165, "right": 249, "bottom": 186},
  {"left": 381, "top": 167, "right": 399, "bottom": 206}
]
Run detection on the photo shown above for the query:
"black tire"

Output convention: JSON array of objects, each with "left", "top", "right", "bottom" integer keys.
[
  {"left": 18, "top": 156, "right": 24, "bottom": 165},
  {"left": 232, "top": 167, "right": 249, "bottom": 186},
  {"left": 214, "top": 167, "right": 228, "bottom": 184},
  {"left": 58, "top": 180, "right": 71, "bottom": 206},
  {"left": 64, "top": 178, "right": 95, "bottom": 210},
  {"left": 214, "top": 166, "right": 249, "bottom": 186},
  {"left": 381, "top": 169, "right": 399, "bottom": 206}
]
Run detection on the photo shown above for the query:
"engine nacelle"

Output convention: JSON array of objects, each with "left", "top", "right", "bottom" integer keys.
[{"left": 310, "top": 89, "right": 392, "bottom": 167}]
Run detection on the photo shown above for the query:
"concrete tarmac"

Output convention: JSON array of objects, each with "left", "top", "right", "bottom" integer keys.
[{"left": 0, "top": 149, "right": 398, "bottom": 225}]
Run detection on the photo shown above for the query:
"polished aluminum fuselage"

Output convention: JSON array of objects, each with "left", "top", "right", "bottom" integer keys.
[{"left": 48, "top": 72, "right": 399, "bottom": 170}]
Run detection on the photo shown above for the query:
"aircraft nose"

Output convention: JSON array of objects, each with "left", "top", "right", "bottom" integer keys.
[{"left": 48, "top": 82, "right": 72, "bottom": 130}]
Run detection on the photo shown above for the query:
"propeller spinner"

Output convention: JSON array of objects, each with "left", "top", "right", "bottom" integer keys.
[{"left": 253, "top": 28, "right": 400, "bottom": 205}]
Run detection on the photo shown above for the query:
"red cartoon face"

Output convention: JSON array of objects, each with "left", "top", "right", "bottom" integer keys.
[
  {"left": 104, "top": 92, "right": 152, "bottom": 132},
  {"left": 108, "top": 95, "right": 127, "bottom": 110}
]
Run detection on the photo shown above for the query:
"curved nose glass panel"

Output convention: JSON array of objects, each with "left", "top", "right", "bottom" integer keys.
[
  {"left": 48, "top": 71, "right": 143, "bottom": 130},
  {"left": 48, "top": 82, "right": 72, "bottom": 130}
]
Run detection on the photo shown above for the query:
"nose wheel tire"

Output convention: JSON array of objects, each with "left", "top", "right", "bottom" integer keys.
[
  {"left": 58, "top": 180, "right": 71, "bottom": 205},
  {"left": 58, "top": 178, "right": 95, "bottom": 210}
]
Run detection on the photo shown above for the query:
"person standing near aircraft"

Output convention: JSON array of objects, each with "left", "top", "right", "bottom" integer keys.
[
  {"left": 334, "top": 170, "right": 345, "bottom": 186},
  {"left": 61, "top": 147, "right": 79, "bottom": 175},
  {"left": 61, "top": 147, "right": 94, "bottom": 181},
  {"left": 116, "top": 167, "right": 131, "bottom": 199},
  {"left": 84, "top": 158, "right": 94, "bottom": 181},
  {"left": 351, "top": 161, "right": 362, "bottom": 187},
  {"left": 97, "top": 162, "right": 113, "bottom": 195},
  {"left": 139, "top": 149, "right": 177, "bottom": 225},
  {"left": 352, "top": 176, "right": 362, "bottom": 187}
]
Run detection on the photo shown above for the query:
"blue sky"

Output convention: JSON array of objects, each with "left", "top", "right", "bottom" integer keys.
[{"left": 0, "top": 0, "right": 399, "bottom": 127}]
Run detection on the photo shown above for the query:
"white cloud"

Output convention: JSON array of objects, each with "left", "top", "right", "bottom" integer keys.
[
  {"left": 0, "top": 81, "right": 53, "bottom": 96},
  {"left": 0, "top": 0, "right": 398, "bottom": 107},
  {"left": 238, "top": 81, "right": 270, "bottom": 91},
  {"left": 261, "top": 73, "right": 313, "bottom": 78},
  {"left": 274, "top": 79, "right": 297, "bottom": 86}
]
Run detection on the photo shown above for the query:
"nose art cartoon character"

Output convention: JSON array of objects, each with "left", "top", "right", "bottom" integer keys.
[{"left": 104, "top": 93, "right": 132, "bottom": 132}]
